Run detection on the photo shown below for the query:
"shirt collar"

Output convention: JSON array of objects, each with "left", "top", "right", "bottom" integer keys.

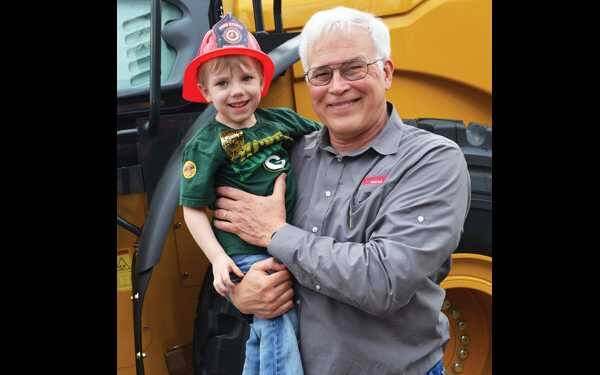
[{"left": 304, "top": 102, "right": 404, "bottom": 156}]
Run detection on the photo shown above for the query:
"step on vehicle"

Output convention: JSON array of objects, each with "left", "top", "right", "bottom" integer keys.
[{"left": 116, "top": 1, "right": 491, "bottom": 374}]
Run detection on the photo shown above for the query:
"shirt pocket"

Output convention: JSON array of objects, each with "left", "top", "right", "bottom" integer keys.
[
  {"left": 348, "top": 184, "right": 386, "bottom": 232},
  {"left": 350, "top": 184, "right": 383, "bottom": 213}
]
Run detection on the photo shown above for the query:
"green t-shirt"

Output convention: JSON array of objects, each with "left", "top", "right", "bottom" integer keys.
[{"left": 179, "top": 107, "right": 321, "bottom": 256}]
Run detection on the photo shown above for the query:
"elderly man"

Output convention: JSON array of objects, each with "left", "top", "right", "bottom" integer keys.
[{"left": 213, "top": 6, "right": 471, "bottom": 375}]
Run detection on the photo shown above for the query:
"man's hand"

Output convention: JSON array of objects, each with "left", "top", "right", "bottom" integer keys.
[
  {"left": 214, "top": 174, "right": 288, "bottom": 248},
  {"left": 229, "top": 257, "right": 295, "bottom": 319}
]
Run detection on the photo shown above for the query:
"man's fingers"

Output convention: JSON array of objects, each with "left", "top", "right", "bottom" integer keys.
[
  {"left": 250, "top": 257, "right": 286, "bottom": 272},
  {"left": 214, "top": 197, "right": 236, "bottom": 211},
  {"left": 256, "top": 299, "right": 294, "bottom": 320},
  {"left": 213, "top": 219, "right": 236, "bottom": 233},
  {"left": 266, "top": 269, "right": 292, "bottom": 288},
  {"left": 216, "top": 185, "right": 253, "bottom": 201},
  {"left": 269, "top": 259, "right": 288, "bottom": 272},
  {"left": 213, "top": 208, "right": 232, "bottom": 222},
  {"left": 271, "top": 278, "right": 293, "bottom": 296}
]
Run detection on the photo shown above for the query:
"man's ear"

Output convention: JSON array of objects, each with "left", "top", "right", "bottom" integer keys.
[
  {"left": 383, "top": 59, "right": 394, "bottom": 90},
  {"left": 198, "top": 83, "right": 212, "bottom": 102}
]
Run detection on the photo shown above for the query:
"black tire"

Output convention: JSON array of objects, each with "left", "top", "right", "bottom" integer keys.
[
  {"left": 406, "top": 118, "right": 492, "bottom": 256},
  {"left": 193, "top": 267, "right": 250, "bottom": 375}
]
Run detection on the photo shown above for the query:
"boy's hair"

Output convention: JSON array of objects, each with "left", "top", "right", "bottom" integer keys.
[
  {"left": 198, "top": 55, "right": 264, "bottom": 87},
  {"left": 298, "top": 6, "right": 390, "bottom": 72}
]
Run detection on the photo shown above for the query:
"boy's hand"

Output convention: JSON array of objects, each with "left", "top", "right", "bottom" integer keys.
[{"left": 212, "top": 253, "right": 244, "bottom": 297}]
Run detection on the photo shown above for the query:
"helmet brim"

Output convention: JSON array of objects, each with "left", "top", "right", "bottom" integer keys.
[{"left": 182, "top": 47, "right": 275, "bottom": 103}]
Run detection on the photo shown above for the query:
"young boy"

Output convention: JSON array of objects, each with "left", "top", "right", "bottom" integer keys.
[{"left": 179, "top": 13, "right": 320, "bottom": 375}]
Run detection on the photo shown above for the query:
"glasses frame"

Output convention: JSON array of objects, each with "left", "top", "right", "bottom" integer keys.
[{"left": 304, "top": 58, "right": 385, "bottom": 87}]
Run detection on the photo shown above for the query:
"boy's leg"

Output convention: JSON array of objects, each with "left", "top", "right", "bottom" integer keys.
[
  {"left": 255, "top": 308, "right": 303, "bottom": 375},
  {"left": 242, "top": 325, "right": 260, "bottom": 375},
  {"left": 230, "top": 254, "right": 270, "bottom": 375}
]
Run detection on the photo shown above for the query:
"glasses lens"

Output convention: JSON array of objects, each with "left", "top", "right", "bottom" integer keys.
[
  {"left": 309, "top": 67, "right": 332, "bottom": 86},
  {"left": 341, "top": 60, "right": 368, "bottom": 81}
]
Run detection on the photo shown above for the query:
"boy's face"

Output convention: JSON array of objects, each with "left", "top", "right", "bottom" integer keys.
[{"left": 199, "top": 57, "right": 264, "bottom": 129}]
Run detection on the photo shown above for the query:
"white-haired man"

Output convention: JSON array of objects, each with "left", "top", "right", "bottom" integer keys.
[{"left": 213, "top": 6, "right": 471, "bottom": 375}]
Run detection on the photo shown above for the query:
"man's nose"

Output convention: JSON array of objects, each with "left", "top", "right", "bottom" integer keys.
[{"left": 328, "top": 70, "right": 349, "bottom": 94}]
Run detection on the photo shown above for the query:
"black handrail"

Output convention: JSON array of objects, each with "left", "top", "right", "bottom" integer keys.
[
  {"left": 252, "top": 0, "right": 264, "bottom": 32},
  {"left": 117, "top": 216, "right": 142, "bottom": 237},
  {"left": 209, "top": 0, "right": 223, "bottom": 28},
  {"left": 274, "top": 0, "right": 282, "bottom": 33},
  {"left": 143, "top": 0, "right": 161, "bottom": 137}
]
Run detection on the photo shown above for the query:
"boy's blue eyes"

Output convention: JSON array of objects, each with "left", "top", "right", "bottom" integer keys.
[{"left": 213, "top": 75, "right": 255, "bottom": 87}]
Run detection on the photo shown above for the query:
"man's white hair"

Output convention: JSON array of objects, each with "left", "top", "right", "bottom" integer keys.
[{"left": 298, "top": 6, "right": 391, "bottom": 72}]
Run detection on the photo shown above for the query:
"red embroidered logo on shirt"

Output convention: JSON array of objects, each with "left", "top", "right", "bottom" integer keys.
[{"left": 361, "top": 175, "right": 387, "bottom": 185}]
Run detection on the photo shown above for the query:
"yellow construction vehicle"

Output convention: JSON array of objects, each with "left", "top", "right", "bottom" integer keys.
[{"left": 117, "top": 1, "right": 491, "bottom": 374}]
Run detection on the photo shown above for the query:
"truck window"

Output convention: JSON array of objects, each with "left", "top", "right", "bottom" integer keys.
[{"left": 116, "top": 0, "right": 182, "bottom": 91}]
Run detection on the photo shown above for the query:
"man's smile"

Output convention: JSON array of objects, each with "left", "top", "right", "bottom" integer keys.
[{"left": 327, "top": 97, "right": 361, "bottom": 109}]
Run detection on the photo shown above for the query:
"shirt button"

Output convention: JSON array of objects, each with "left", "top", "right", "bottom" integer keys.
[
  {"left": 336, "top": 156, "right": 343, "bottom": 162},
  {"left": 312, "top": 226, "right": 318, "bottom": 233},
  {"left": 315, "top": 284, "right": 321, "bottom": 291},
  {"left": 325, "top": 191, "right": 331, "bottom": 197},
  {"left": 296, "top": 299, "right": 301, "bottom": 305}
]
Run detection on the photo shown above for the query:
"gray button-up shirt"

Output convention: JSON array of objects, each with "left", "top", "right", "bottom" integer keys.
[{"left": 268, "top": 103, "right": 471, "bottom": 375}]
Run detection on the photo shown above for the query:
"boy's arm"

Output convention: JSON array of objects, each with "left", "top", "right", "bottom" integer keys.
[
  {"left": 183, "top": 206, "right": 243, "bottom": 295},
  {"left": 264, "top": 107, "right": 322, "bottom": 138}
]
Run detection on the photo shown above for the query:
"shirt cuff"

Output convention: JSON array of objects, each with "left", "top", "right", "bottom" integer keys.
[{"left": 267, "top": 223, "right": 306, "bottom": 266}]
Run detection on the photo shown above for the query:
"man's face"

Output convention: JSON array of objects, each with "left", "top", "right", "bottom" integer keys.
[
  {"left": 200, "top": 57, "right": 263, "bottom": 129},
  {"left": 307, "top": 29, "right": 393, "bottom": 144}
]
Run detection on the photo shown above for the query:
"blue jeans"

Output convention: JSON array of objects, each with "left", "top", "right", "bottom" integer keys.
[
  {"left": 231, "top": 254, "right": 304, "bottom": 375},
  {"left": 426, "top": 360, "right": 445, "bottom": 375}
]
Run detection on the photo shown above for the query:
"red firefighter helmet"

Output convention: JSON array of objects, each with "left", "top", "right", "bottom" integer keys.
[{"left": 182, "top": 13, "right": 275, "bottom": 103}]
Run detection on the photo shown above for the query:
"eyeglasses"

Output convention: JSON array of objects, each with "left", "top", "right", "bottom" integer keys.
[{"left": 304, "top": 58, "right": 384, "bottom": 86}]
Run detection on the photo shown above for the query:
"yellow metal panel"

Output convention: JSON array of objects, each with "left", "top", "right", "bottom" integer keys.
[
  {"left": 173, "top": 207, "right": 210, "bottom": 287},
  {"left": 138, "top": 213, "right": 206, "bottom": 374},
  {"left": 117, "top": 193, "right": 148, "bottom": 373},
  {"left": 117, "top": 193, "right": 208, "bottom": 375},
  {"left": 442, "top": 254, "right": 492, "bottom": 295},
  {"left": 388, "top": 71, "right": 491, "bottom": 126},
  {"left": 385, "top": 0, "right": 491, "bottom": 94},
  {"left": 227, "top": 0, "right": 428, "bottom": 31},
  {"left": 260, "top": 68, "right": 297, "bottom": 109}
]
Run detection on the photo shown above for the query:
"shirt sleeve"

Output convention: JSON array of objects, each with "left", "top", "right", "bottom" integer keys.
[
  {"left": 179, "top": 130, "right": 225, "bottom": 208},
  {"left": 268, "top": 141, "right": 471, "bottom": 317},
  {"left": 267, "top": 107, "right": 322, "bottom": 137}
]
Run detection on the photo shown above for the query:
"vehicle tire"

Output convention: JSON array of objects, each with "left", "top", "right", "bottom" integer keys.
[{"left": 441, "top": 254, "right": 492, "bottom": 375}]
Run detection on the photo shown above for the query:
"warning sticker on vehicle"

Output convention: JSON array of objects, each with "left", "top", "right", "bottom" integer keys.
[{"left": 117, "top": 249, "right": 132, "bottom": 291}]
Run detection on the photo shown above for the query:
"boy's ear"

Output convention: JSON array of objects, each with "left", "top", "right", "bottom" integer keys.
[{"left": 197, "top": 83, "right": 212, "bottom": 102}]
